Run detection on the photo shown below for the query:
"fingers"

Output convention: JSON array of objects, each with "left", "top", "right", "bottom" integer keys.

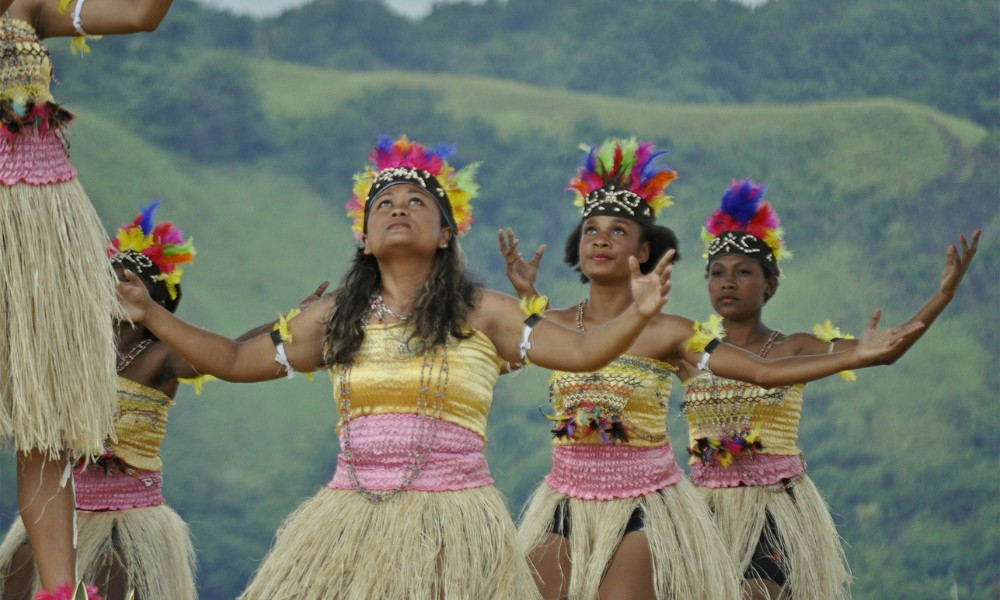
[
  {"left": 866, "top": 308, "right": 883, "bottom": 330},
  {"left": 313, "top": 280, "right": 331, "bottom": 297},
  {"left": 528, "top": 244, "right": 547, "bottom": 267}
]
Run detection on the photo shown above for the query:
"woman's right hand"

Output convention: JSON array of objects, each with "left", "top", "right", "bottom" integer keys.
[
  {"left": 116, "top": 269, "right": 155, "bottom": 323},
  {"left": 498, "top": 227, "right": 546, "bottom": 298}
]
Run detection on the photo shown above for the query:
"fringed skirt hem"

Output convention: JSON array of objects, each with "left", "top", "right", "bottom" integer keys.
[
  {"left": 0, "top": 179, "right": 118, "bottom": 457},
  {"left": 0, "top": 504, "right": 197, "bottom": 600},
  {"left": 701, "top": 474, "right": 852, "bottom": 599},
  {"left": 517, "top": 479, "right": 739, "bottom": 600},
  {"left": 239, "top": 485, "right": 541, "bottom": 600}
]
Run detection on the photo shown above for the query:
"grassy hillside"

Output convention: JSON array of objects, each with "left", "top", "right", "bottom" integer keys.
[{"left": 2, "top": 63, "right": 996, "bottom": 599}]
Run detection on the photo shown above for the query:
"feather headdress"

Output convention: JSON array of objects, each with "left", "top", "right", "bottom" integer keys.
[
  {"left": 702, "top": 179, "right": 787, "bottom": 276},
  {"left": 567, "top": 138, "right": 677, "bottom": 224},
  {"left": 109, "top": 200, "right": 196, "bottom": 303},
  {"left": 346, "top": 135, "right": 479, "bottom": 240}
]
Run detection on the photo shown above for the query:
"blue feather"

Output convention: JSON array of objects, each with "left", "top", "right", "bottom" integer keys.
[
  {"left": 138, "top": 199, "right": 160, "bottom": 235},
  {"left": 720, "top": 180, "right": 765, "bottom": 226}
]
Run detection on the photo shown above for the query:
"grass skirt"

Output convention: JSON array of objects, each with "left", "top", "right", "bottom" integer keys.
[
  {"left": 0, "top": 504, "right": 197, "bottom": 600},
  {"left": 239, "top": 485, "right": 541, "bottom": 600},
  {"left": 0, "top": 179, "right": 118, "bottom": 457},
  {"left": 517, "top": 479, "right": 739, "bottom": 600},
  {"left": 701, "top": 474, "right": 851, "bottom": 599}
]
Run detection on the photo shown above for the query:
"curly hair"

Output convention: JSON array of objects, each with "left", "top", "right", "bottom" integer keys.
[
  {"left": 563, "top": 221, "right": 681, "bottom": 283},
  {"left": 324, "top": 243, "right": 481, "bottom": 366}
]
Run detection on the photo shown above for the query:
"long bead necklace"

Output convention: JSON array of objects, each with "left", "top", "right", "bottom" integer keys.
[
  {"left": 337, "top": 298, "right": 449, "bottom": 503},
  {"left": 116, "top": 339, "right": 152, "bottom": 373}
]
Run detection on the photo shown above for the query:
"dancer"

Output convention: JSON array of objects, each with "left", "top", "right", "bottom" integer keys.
[
  {"left": 1, "top": 1, "right": 173, "bottom": 597},
  {"left": 677, "top": 179, "right": 979, "bottom": 599},
  {"left": 0, "top": 202, "right": 198, "bottom": 599},
  {"left": 501, "top": 139, "right": 926, "bottom": 600},
  {"left": 115, "top": 135, "right": 676, "bottom": 599}
]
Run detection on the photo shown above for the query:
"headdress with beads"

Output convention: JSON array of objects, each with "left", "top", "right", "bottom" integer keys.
[
  {"left": 567, "top": 137, "right": 677, "bottom": 226},
  {"left": 702, "top": 179, "right": 787, "bottom": 277},
  {"left": 345, "top": 135, "right": 480, "bottom": 241},
  {"left": 108, "top": 200, "right": 196, "bottom": 306}
]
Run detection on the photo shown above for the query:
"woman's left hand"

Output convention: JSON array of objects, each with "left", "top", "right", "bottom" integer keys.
[
  {"left": 629, "top": 250, "right": 674, "bottom": 318},
  {"left": 939, "top": 230, "right": 980, "bottom": 298},
  {"left": 853, "top": 308, "right": 925, "bottom": 365}
]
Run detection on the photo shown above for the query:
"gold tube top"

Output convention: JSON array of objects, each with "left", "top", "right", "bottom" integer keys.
[
  {"left": 1, "top": 17, "right": 55, "bottom": 103},
  {"left": 329, "top": 325, "right": 501, "bottom": 440},
  {"left": 682, "top": 372, "right": 803, "bottom": 456},
  {"left": 548, "top": 355, "right": 675, "bottom": 447},
  {"left": 106, "top": 377, "right": 174, "bottom": 472}
]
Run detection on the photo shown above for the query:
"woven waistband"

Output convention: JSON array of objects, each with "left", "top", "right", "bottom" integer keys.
[
  {"left": 74, "top": 464, "right": 165, "bottom": 511},
  {"left": 0, "top": 130, "right": 75, "bottom": 185},
  {"left": 545, "top": 443, "right": 684, "bottom": 500},
  {"left": 690, "top": 453, "right": 805, "bottom": 489},
  {"left": 328, "top": 413, "right": 493, "bottom": 493}
]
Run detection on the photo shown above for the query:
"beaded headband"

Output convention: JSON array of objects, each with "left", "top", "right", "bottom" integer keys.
[
  {"left": 567, "top": 138, "right": 677, "bottom": 226},
  {"left": 702, "top": 179, "right": 786, "bottom": 277},
  {"left": 108, "top": 200, "right": 196, "bottom": 301},
  {"left": 346, "top": 135, "right": 479, "bottom": 240}
]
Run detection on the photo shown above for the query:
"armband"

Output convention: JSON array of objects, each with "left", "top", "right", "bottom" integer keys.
[
  {"left": 270, "top": 329, "right": 296, "bottom": 379},
  {"left": 695, "top": 338, "right": 721, "bottom": 372}
]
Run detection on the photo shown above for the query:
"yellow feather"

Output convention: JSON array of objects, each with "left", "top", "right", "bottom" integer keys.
[
  {"left": 685, "top": 314, "right": 725, "bottom": 352},
  {"left": 519, "top": 294, "right": 548, "bottom": 318}
]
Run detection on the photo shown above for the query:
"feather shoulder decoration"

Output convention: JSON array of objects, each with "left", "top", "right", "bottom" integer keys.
[{"left": 685, "top": 314, "right": 726, "bottom": 353}]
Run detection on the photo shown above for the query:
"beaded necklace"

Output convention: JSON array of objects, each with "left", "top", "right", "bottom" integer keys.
[
  {"left": 116, "top": 339, "right": 152, "bottom": 373},
  {"left": 336, "top": 297, "right": 450, "bottom": 503}
]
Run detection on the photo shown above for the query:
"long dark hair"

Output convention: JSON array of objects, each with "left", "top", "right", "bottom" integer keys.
[
  {"left": 324, "top": 243, "right": 481, "bottom": 365},
  {"left": 563, "top": 221, "right": 681, "bottom": 283}
]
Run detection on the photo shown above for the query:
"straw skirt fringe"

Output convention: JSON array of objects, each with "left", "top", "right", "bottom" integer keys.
[
  {"left": 0, "top": 180, "right": 118, "bottom": 457},
  {"left": 0, "top": 505, "right": 197, "bottom": 600},
  {"left": 239, "top": 485, "right": 541, "bottom": 600},
  {"left": 701, "top": 475, "right": 851, "bottom": 600},
  {"left": 517, "top": 480, "right": 739, "bottom": 600}
]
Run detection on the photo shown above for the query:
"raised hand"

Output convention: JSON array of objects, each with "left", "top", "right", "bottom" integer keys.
[
  {"left": 853, "top": 308, "right": 925, "bottom": 365},
  {"left": 298, "top": 280, "right": 331, "bottom": 310},
  {"left": 629, "top": 250, "right": 674, "bottom": 318},
  {"left": 939, "top": 230, "right": 980, "bottom": 298},
  {"left": 498, "top": 228, "right": 546, "bottom": 298}
]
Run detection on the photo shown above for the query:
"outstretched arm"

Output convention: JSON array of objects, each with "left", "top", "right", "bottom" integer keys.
[
  {"left": 23, "top": 0, "right": 173, "bottom": 38},
  {"left": 690, "top": 309, "right": 925, "bottom": 387},
  {"left": 117, "top": 270, "right": 328, "bottom": 382},
  {"left": 813, "top": 230, "right": 980, "bottom": 363},
  {"left": 476, "top": 252, "right": 673, "bottom": 372}
]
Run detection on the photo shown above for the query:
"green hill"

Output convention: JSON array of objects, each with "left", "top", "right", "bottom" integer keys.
[{"left": 1, "top": 62, "right": 996, "bottom": 599}]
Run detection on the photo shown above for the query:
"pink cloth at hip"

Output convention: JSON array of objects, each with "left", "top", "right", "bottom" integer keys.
[
  {"left": 690, "top": 453, "right": 805, "bottom": 488},
  {"left": 0, "top": 130, "right": 76, "bottom": 185},
  {"left": 328, "top": 413, "right": 494, "bottom": 492},
  {"left": 74, "top": 465, "right": 165, "bottom": 511},
  {"left": 545, "top": 443, "right": 685, "bottom": 500}
]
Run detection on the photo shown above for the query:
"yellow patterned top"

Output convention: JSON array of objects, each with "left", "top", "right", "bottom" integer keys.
[
  {"left": 0, "top": 17, "right": 55, "bottom": 103},
  {"left": 682, "top": 373, "right": 804, "bottom": 456},
  {"left": 548, "top": 355, "right": 675, "bottom": 447},
  {"left": 329, "top": 324, "right": 501, "bottom": 440},
  {"left": 107, "top": 377, "right": 174, "bottom": 472}
]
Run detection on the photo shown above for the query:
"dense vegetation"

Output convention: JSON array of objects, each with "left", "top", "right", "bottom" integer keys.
[{"left": 1, "top": 1, "right": 996, "bottom": 598}]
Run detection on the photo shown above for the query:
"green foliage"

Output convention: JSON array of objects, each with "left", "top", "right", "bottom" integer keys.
[{"left": 1, "top": 1, "right": 997, "bottom": 597}]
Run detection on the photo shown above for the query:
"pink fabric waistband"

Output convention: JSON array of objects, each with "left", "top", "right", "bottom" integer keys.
[
  {"left": 690, "top": 453, "right": 805, "bottom": 488},
  {"left": 0, "top": 131, "right": 76, "bottom": 185},
  {"left": 545, "top": 443, "right": 684, "bottom": 500},
  {"left": 328, "top": 414, "right": 493, "bottom": 493},
  {"left": 74, "top": 465, "right": 165, "bottom": 511}
]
